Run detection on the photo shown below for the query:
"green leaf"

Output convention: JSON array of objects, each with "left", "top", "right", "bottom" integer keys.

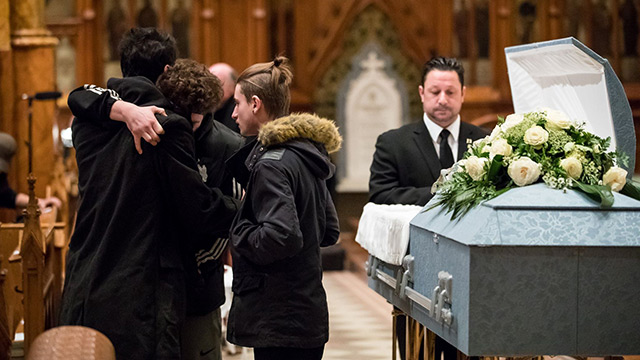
[
  {"left": 574, "top": 181, "right": 614, "bottom": 207},
  {"left": 487, "top": 155, "right": 503, "bottom": 180},
  {"left": 620, "top": 180, "right": 640, "bottom": 202}
]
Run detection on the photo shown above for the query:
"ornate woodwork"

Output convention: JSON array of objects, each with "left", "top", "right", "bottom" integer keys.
[
  {"left": 10, "top": 0, "right": 58, "bottom": 196},
  {"left": 3, "top": 0, "right": 636, "bottom": 193},
  {"left": 19, "top": 174, "right": 45, "bottom": 354}
]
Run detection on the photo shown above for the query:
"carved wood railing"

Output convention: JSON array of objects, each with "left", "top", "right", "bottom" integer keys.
[{"left": 0, "top": 201, "right": 66, "bottom": 357}]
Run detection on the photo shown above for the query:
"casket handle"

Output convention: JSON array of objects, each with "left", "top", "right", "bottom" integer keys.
[
  {"left": 367, "top": 256, "right": 454, "bottom": 326},
  {"left": 366, "top": 255, "right": 378, "bottom": 278},
  {"left": 398, "top": 255, "right": 414, "bottom": 299},
  {"left": 430, "top": 286, "right": 440, "bottom": 317}
]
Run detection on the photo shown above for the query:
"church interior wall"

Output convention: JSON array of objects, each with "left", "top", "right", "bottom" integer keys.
[{"left": 4, "top": 0, "right": 640, "bottom": 227}]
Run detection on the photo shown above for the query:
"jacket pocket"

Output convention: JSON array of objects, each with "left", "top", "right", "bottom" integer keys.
[{"left": 232, "top": 274, "right": 265, "bottom": 296}]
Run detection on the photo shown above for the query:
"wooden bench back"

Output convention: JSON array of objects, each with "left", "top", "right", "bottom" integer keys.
[{"left": 0, "top": 208, "right": 67, "bottom": 356}]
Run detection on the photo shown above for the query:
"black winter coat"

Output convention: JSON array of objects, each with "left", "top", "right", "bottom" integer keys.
[
  {"left": 226, "top": 113, "right": 342, "bottom": 348},
  {"left": 61, "top": 77, "right": 238, "bottom": 359}
]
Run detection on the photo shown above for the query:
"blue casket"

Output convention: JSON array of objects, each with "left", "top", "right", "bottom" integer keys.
[{"left": 363, "top": 37, "right": 640, "bottom": 356}]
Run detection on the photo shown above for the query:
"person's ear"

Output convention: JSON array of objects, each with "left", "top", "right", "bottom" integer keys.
[
  {"left": 251, "top": 95, "right": 262, "bottom": 114},
  {"left": 164, "top": 64, "right": 171, "bottom": 72}
]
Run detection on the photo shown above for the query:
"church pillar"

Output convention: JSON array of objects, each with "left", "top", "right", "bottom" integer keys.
[
  {"left": 10, "top": 0, "right": 58, "bottom": 195},
  {"left": 1, "top": 0, "right": 14, "bottom": 135},
  {"left": 247, "top": 0, "right": 268, "bottom": 63},
  {"left": 194, "top": 0, "right": 221, "bottom": 65},
  {"left": 76, "top": 0, "right": 103, "bottom": 86},
  {"left": 539, "top": 0, "right": 566, "bottom": 40},
  {"left": 491, "top": 0, "right": 515, "bottom": 99},
  {"left": 434, "top": 0, "right": 453, "bottom": 56}
]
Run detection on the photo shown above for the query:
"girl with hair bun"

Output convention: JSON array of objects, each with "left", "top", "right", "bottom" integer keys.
[{"left": 226, "top": 57, "right": 342, "bottom": 360}]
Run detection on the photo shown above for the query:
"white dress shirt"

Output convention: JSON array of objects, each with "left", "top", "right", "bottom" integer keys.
[{"left": 423, "top": 113, "right": 461, "bottom": 161}]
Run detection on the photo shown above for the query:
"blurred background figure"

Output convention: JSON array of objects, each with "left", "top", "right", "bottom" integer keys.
[
  {"left": 209, "top": 63, "right": 240, "bottom": 133},
  {"left": 0, "top": 132, "right": 61, "bottom": 213}
]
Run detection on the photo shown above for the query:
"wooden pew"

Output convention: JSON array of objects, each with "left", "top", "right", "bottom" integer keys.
[
  {"left": 0, "top": 256, "right": 12, "bottom": 359},
  {"left": 0, "top": 205, "right": 67, "bottom": 356}
]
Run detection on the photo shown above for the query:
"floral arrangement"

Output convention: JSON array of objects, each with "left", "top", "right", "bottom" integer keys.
[{"left": 430, "top": 108, "right": 640, "bottom": 219}]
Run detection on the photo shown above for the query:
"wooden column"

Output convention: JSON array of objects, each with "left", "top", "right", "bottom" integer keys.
[
  {"left": 539, "top": 0, "right": 566, "bottom": 40},
  {"left": 10, "top": 0, "right": 58, "bottom": 196},
  {"left": 1, "top": 0, "right": 14, "bottom": 135},
  {"left": 194, "top": 0, "right": 220, "bottom": 65},
  {"left": 75, "top": 0, "right": 103, "bottom": 86},
  {"left": 0, "top": 0, "right": 13, "bottom": 319},
  {"left": 435, "top": 0, "right": 454, "bottom": 56},
  {"left": 247, "top": 0, "right": 268, "bottom": 63},
  {"left": 491, "top": 0, "right": 515, "bottom": 99}
]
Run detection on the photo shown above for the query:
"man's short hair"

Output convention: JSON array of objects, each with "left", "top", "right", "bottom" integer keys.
[
  {"left": 421, "top": 56, "right": 465, "bottom": 87},
  {"left": 119, "top": 27, "right": 177, "bottom": 83},
  {"left": 156, "top": 59, "right": 223, "bottom": 117}
]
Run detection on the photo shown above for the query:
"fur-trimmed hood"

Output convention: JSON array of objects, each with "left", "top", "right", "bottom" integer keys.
[{"left": 258, "top": 113, "right": 342, "bottom": 154}]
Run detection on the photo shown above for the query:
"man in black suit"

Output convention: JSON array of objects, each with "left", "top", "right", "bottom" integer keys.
[
  {"left": 368, "top": 56, "right": 487, "bottom": 360},
  {"left": 369, "top": 56, "right": 486, "bottom": 207}
]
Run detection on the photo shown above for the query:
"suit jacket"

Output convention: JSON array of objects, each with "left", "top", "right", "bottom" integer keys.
[{"left": 368, "top": 120, "right": 487, "bottom": 206}]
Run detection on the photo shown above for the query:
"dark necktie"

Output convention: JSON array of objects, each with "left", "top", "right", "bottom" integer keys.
[{"left": 439, "top": 129, "right": 454, "bottom": 169}]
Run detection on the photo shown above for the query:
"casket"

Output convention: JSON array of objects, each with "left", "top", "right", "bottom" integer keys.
[{"left": 364, "top": 37, "right": 640, "bottom": 356}]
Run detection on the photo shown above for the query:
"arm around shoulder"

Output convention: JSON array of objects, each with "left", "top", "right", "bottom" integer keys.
[
  {"left": 68, "top": 84, "right": 120, "bottom": 122},
  {"left": 155, "top": 115, "right": 239, "bottom": 239}
]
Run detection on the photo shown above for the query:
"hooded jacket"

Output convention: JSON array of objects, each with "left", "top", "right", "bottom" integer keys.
[{"left": 226, "top": 113, "right": 342, "bottom": 348}]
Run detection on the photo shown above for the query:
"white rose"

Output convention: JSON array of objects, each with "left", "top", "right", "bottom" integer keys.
[
  {"left": 523, "top": 125, "right": 549, "bottom": 147},
  {"left": 560, "top": 157, "right": 583, "bottom": 179},
  {"left": 464, "top": 156, "right": 488, "bottom": 181},
  {"left": 472, "top": 137, "right": 486, "bottom": 148},
  {"left": 603, "top": 167, "right": 627, "bottom": 192},
  {"left": 501, "top": 113, "right": 524, "bottom": 131},
  {"left": 487, "top": 126, "right": 501, "bottom": 142},
  {"left": 544, "top": 108, "right": 574, "bottom": 130},
  {"left": 489, "top": 138, "right": 513, "bottom": 159},
  {"left": 564, "top": 142, "right": 575, "bottom": 153},
  {"left": 455, "top": 159, "right": 467, "bottom": 173},
  {"left": 471, "top": 137, "right": 488, "bottom": 153},
  {"left": 507, "top": 157, "right": 541, "bottom": 186}
]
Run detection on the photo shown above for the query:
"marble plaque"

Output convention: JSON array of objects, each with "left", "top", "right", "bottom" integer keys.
[{"left": 337, "top": 44, "right": 407, "bottom": 192}]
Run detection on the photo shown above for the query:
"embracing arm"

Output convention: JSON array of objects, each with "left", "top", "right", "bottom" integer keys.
[
  {"left": 67, "top": 84, "right": 165, "bottom": 154},
  {"left": 155, "top": 116, "right": 239, "bottom": 240},
  {"left": 231, "top": 162, "right": 304, "bottom": 265},
  {"left": 368, "top": 135, "right": 433, "bottom": 206}
]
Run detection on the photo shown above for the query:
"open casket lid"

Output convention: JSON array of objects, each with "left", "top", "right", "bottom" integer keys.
[{"left": 505, "top": 37, "right": 636, "bottom": 173}]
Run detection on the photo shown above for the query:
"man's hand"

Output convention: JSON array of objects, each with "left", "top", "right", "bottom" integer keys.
[
  {"left": 38, "top": 196, "right": 62, "bottom": 211},
  {"left": 110, "top": 100, "right": 166, "bottom": 154}
]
